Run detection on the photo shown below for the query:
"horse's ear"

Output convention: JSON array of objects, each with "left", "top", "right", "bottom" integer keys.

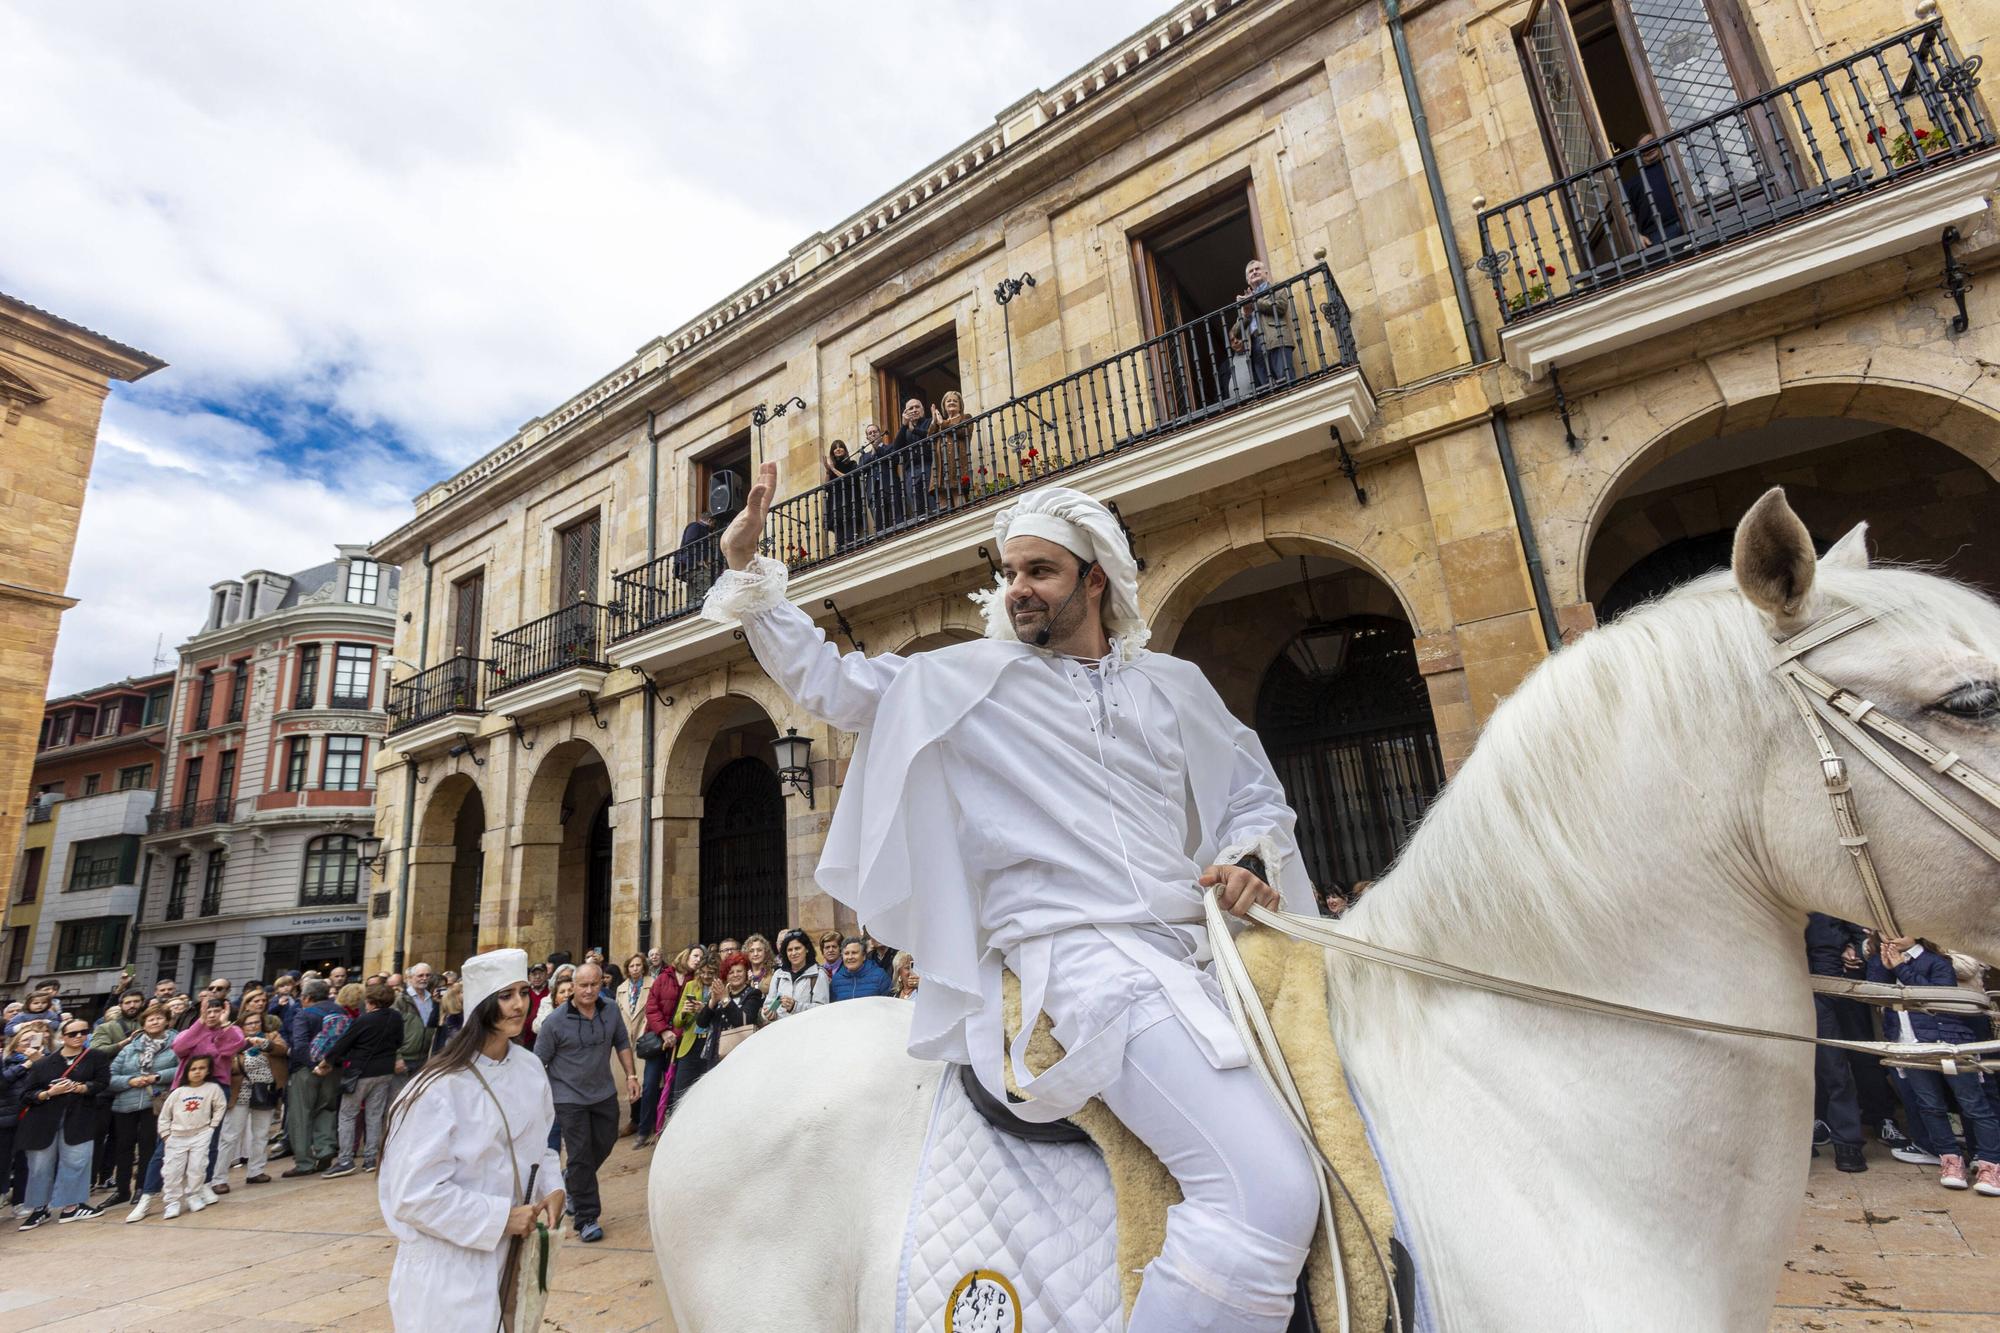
[
  {"left": 1732, "top": 487, "right": 1816, "bottom": 622},
  {"left": 1820, "top": 522, "right": 1870, "bottom": 571}
]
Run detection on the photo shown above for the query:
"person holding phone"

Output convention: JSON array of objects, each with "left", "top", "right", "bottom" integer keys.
[{"left": 16, "top": 1017, "right": 112, "bottom": 1227}]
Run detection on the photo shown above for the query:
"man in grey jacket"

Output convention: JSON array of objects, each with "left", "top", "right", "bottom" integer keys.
[{"left": 534, "top": 961, "right": 639, "bottom": 1243}]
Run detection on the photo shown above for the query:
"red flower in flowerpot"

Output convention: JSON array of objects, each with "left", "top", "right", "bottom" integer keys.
[
  {"left": 960, "top": 475, "right": 971, "bottom": 487},
  {"left": 1024, "top": 448, "right": 1039, "bottom": 460},
  {"left": 1867, "top": 126, "right": 1885, "bottom": 142},
  {"left": 1543, "top": 266, "right": 1556, "bottom": 276}
]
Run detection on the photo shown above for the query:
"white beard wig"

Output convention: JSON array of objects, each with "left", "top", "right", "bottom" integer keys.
[{"left": 969, "top": 486, "right": 1151, "bottom": 655}]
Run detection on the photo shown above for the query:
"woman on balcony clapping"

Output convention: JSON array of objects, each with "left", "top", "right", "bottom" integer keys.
[
  {"left": 823, "top": 440, "right": 861, "bottom": 552},
  {"left": 929, "top": 390, "right": 973, "bottom": 512}
]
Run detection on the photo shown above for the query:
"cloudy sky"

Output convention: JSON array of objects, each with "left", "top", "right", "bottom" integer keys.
[{"left": 5, "top": 1, "right": 1168, "bottom": 693}]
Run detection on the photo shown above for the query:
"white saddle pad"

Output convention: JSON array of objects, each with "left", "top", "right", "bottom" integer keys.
[{"left": 897, "top": 1068, "right": 1123, "bottom": 1333}]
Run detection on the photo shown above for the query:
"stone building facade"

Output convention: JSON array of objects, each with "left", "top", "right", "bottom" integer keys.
[
  {"left": 135, "top": 549, "right": 399, "bottom": 991},
  {"left": 0, "top": 293, "right": 163, "bottom": 905},
  {"left": 366, "top": 0, "right": 2000, "bottom": 973}
]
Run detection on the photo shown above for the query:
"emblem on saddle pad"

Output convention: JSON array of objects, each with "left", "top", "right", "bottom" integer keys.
[{"left": 945, "top": 1269, "right": 1023, "bottom": 1333}]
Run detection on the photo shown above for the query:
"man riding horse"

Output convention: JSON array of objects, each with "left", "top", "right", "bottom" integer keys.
[{"left": 704, "top": 462, "right": 1321, "bottom": 1330}]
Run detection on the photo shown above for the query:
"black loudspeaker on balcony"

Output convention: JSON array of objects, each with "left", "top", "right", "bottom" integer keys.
[{"left": 708, "top": 470, "right": 747, "bottom": 518}]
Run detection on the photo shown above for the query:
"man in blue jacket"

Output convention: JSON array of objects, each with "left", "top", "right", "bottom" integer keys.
[
  {"left": 1806, "top": 913, "right": 1871, "bottom": 1172},
  {"left": 1871, "top": 938, "right": 2000, "bottom": 1195},
  {"left": 281, "top": 979, "right": 343, "bottom": 1176},
  {"left": 829, "top": 939, "right": 893, "bottom": 1001}
]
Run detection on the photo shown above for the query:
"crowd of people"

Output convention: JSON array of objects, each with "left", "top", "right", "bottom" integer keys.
[
  {"left": 0, "top": 928, "right": 917, "bottom": 1237},
  {"left": 1807, "top": 912, "right": 2000, "bottom": 1196}
]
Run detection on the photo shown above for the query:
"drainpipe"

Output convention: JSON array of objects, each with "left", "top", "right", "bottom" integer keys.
[
  {"left": 392, "top": 543, "right": 434, "bottom": 974},
  {"left": 638, "top": 413, "right": 661, "bottom": 954},
  {"left": 1382, "top": 0, "right": 1563, "bottom": 651}
]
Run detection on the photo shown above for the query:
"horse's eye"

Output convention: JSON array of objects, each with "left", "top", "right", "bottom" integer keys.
[{"left": 1935, "top": 681, "right": 2000, "bottom": 720}]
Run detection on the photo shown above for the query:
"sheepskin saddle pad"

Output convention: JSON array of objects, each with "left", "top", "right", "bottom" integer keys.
[{"left": 998, "top": 927, "right": 1396, "bottom": 1333}]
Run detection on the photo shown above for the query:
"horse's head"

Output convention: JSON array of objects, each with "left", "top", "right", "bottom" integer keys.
[{"left": 1731, "top": 487, "right": 2000, "bottom": 958}]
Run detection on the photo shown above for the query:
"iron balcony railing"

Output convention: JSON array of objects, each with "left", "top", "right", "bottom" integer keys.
[
  {"left": 613, "top": 263, "right": 1358, "bottom": 638},
  {"left": 1478, "top": 19, "right": 1994, "bottom": 323},
  {"left": 387, "top": 655, "right": 487, "bottom": 733},
  {"left": 488, "top": 601, "right": 612, "bottom": 697},
  {"left": 25, "top": 804, "right": 54, "bottom": 824},
  {"left": 327, "top": 694, "right": 374, "bottom": 711},
  {"left": 146, "top": 796, "right": 236, "bottom": 834}
]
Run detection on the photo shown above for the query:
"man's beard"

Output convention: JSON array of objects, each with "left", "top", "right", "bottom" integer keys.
[{"left": 1010, "top": 586, "right": 1088, "bottom": 644}]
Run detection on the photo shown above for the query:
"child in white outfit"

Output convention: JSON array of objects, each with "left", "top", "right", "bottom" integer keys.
[{"left": 157, "top": 1054, "right": 226, "bottom": 1218}]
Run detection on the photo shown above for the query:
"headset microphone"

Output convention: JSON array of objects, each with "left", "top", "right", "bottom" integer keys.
[{"left": 1030, "top": 560, "right": 1095, "bottom": 648}]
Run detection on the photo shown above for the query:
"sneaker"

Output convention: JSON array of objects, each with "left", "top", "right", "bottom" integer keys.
[
  {"left": 578, "top": 1221, "right": 604, "bottom": 1243},
  {"left": 58, "top": 1203, "right": 103, "bottom": 1223},
  {"left": 362, "top": 1159, "right": 377, "bottom": 1173},
  {"left": 1892, "top": 1143, "right": 1943, "bottom": 1166},
  {"left": 1812, "top": 1119, "right": 1833, "bottom": 1147},
  {"left": 1940, "top": 1154, "right": 1970, "bottom": 1189},
  {"left": 1877, "top": 1119, "right": 1910, "bottom": 1147},
  {"left": 633, "top": 1134, "right": 651, "bottom": 1150},
  {"left": 245, "top": 1174, "right": 271, "bottom": 1185},
  {"left": 279, "top": 1163, "right": 318, "bottom": 1178},
  {"left": 16, "top": 1208, "right": 49, "bottom": 1231},
  {"left": 12, "top": 1203, "right": 33, "bottom": 1218},
  {"left": 197, "top": 1185, "right": 219, "bottom": 1207},
  {"left": 322, "top": 1161, "right": 357, "bottom": 1180},
  {"left": 187, "top": 1195, "right": 208, "bottom": 1213},
  {"left": 209, "top": 1182, "right": 230, "bottom": 1196},
  {"left": 107, "top": 1191, "right": 132, "bottom": 1206},
  {"left": 161, "top": 1202, "right": 182, "bottom": 1220},
  {"left": 125, "top": 1194, "right": 155, "bottom": 1224},
  {"left": 1834, "top": 1143, "right": 1868, "bottom": 1173},
  {"left": 1976, "top": 1161, "right": 2000, "bottom": 1198}
]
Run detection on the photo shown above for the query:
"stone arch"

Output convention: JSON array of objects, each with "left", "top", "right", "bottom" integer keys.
[
  {"left": 656, "top": 690, "right": 786, "bottom": 954},
  {"left": 408, "top": 771, "right": 490, "bottom": 968},
  {"left": 1147, "top": 531, "right": 1428, "bottom": 657},
  {"left": 863, "top": 589, "right": 989, "bottom": 658},
  {"left": 511, "top": 736, "right": 615, "bottom": 964}
]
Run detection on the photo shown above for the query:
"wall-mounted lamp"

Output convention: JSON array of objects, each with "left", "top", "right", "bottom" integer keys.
[
  {"left": 446, "top": 741, "right": 486, "bottom": 767},
  {"left": 772, "top": 727, "right": 815, "bottom": 808},
  {"left": 355, "top": 833, "right": 386, "bottom": 876}
]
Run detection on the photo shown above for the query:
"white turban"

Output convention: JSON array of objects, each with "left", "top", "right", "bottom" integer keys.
[
  {"left": 971, "top": 486, "right": 1150, "bottom": 654},
  {"left": 462, "top": 947, "right": 528, "bottom": 1017}
]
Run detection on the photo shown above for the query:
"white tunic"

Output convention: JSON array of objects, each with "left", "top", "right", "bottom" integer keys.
[
  {"left": 378, "top": 1044, "right": 564, "bottom": 1332},
  {"left": 720, "top": 563, "right": 1312, "bottom": 1121}
]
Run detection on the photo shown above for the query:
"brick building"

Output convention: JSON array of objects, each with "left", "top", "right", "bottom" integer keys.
[
  {"left": 134, "top": 549, "right": 399, "bottom": 991},
  {"left": 1, "top": 672, "right": 173, "bottom": 1008},
  {"left": 365, "top": 0, "right": 2000, "bottom": 973},
  {"left": 0, "top": 293, "right": 163, "bottom": 906}
]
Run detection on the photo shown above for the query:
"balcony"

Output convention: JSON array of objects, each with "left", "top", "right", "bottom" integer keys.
[
  {"left": 485, "top": 601, "right": 613, "bottom": 714},
  {"left": 146, "top": 795, "right": 236, "bottom": 835},
  {"left": 386, "top": 654, "right": 487, "bottom": 752},
  {"left": 612, "top": 263, "right": 1371, "bottom": 670},
  {"left": 25, "top": 803, "right": 55, "bottom": 825},
  {"left": 253, "top": 783, "right": 378, "bottom": 815},
  {"left": 1478, "top": 19, "right": 1998, "bottom": 380}
]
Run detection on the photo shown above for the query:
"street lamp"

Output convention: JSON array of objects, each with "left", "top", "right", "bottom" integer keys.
[
  {"left": 355, "top": 832, "right": 386, "bottom": 876},
  {"left": 751, "top": 395, "right": 807, "bottom": 467},
  {"left": 1285, "top": 556, "right": 1353, "bottom": 682},
  {"left": 772, "top": 727, "right": 815, "bottom": 808},
  {"left": 993, "top": 272, "right": 1036, "bottom": 399}
]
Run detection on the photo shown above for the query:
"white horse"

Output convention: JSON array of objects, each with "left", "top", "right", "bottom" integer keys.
[{"left": 649, "top": 490, "right": 2000, "bottom": 1331}]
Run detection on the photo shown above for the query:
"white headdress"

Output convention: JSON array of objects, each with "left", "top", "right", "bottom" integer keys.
[
  {"left": 970, "top": 486, "right": 1150, "bottom": 654},
  {"left": 462, "top": 947, "right": 528, "bottom": 1017}
]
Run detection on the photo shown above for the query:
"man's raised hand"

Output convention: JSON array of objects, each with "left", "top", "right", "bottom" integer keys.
[{"left": 720, "top": 461, "right": 777, "bottom": 572}]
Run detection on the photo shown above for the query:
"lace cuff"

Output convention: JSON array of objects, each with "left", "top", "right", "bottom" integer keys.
[
  {"left": 1217, "top": 833, "right": 1286, "bottom": 887},
  {"left": 701, "top": 554, "right": 789, "bottom": 625}
]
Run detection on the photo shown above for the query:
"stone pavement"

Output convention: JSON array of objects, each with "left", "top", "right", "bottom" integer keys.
[{"left": 0, "top": 1140, "right": 1995, "bottom": 1330}]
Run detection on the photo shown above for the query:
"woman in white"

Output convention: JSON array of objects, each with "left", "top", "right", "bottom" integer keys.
[
  {"left": 763, "top": 929, "right": 830, "bottom": 1021},
  {"left": 379, "top": 948, "right": 565, "bottom": 1332}
]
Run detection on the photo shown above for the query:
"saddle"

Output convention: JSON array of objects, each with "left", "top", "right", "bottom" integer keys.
[{"left": 967, "top": 929, "right": 1403, "bottom": 1333}]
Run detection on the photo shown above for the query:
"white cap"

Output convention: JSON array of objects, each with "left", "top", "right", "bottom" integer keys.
[
  {"left": 976, "top": 486, "right": 1149, "bottom": 653},
  {"left": 462, "top": 947, "right": 528, "bottom": 1018}
]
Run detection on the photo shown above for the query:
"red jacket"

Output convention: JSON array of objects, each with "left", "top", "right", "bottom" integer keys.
[{"left": 644, "top": 971, "right": 685, "bottom": 1035}]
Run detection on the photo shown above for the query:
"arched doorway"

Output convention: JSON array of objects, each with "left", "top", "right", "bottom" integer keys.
[
  {"left": 699, "top": 756, "right": 786, "bottom": 944},
  {"left": 408, "top": 771, "right": 489, "bottom": 969},
  {"left": 518, "top": 737, "right": 614, "bottom": 963},
  {"left": 445, "top": 785, "right": 485, "bottom": 965},
  {"left": 586, "top": 803, "right": 612, "bottom": 957},
  {"left": 1255, "top": 615, "right": 1444, "bottom": 890}
]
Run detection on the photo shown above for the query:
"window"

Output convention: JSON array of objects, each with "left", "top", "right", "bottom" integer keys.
[
  {"left": 875, "top": 328, "right": 962, "bottom": 447},
  {"left": 194, "top": 670, "right": 216, "bottom": 729},
  {"left": 284, "top": 737, "right": 310, "bottom": 792},
  {"left": 331, "top": 644, "right": 373, "bottom": 708},
  {"left": 294, "top": 644, "right": 321, "bottom": 709},
  {"left": 555, "top": 512, "right": 602, "bottom": 604},
  {"left": 83, "top": 774, "right": 101, "bottom": 796},
  {"left": 450, "top": 570, "right": 485, "bottom": 657},
  {"left": 244, "top": 579, "right": 260, "bottom": 616},
  {"left": 55, "top": 917, "right": 126, "bottom": 972},
  {"left": 165, "top": 855, "right": 190, "bottom": 920},
  {"left": 694, "top": 432, "right": 754, "bottom": 527},
  {"left": 49, "top": 714, "right": 70, "bottom": 746},
  {"left": 200, "top": 851, "right": 225, "bottom": 917},
  {"left": 346, "top": 558, "right": 382, "bottom": 605},
  {"left": 322, "top": 734, "right": 366, "bottom": 791},
  {"left": 301, "top": 834, "right": 363, "bottom": 906},
  {"left": 190, "top": 942, "right": 215, "bottom": 992},
  {"left": 97, "top": 702, "right": 120, "bottom": 736},
  {"left": 1132, "top": 185, "right": 1264, "bottom": 418},
  {"left": 74, "top": 708, "right": 96, "bottom": 737},
  {"left": 68, "top": 835, "right": 139, "bottom": 891},
  {"left": 179, "top": 758, "right": 203, "bottom": 819},
  {"left": 226, "top": 659, "right": 248, "bottom": 723},
  {"left": 143, "top": 687, "right": 170, "bottom": 727},
  {"left": 210, "top": 589, "right": 229, "bottom": 628},
  {"left": 116, "top": 763, "right": 152, "bottom": 791},
  {"left": 4, "top": 929, "right": 26, "bottom": 984},
  {"left": 215, "top": 749, "right": 238, "bottom": 807},
  {"left": 155, "top": 944, "right": 179, "bottom": 991},
  {"left": 16, "top": 847, "right": 44, "bottom": 904}
]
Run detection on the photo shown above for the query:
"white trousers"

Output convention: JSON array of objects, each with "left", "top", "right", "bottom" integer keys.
[
  {"left": 214, "top": 1100, "right": 275, "bottom": 1182},
  {"left": 160, "top": 1130, "right": 211, "bottom": 1208},
  {"left": 1099, "top": 1016, "right": 1318, "bottom": 1332}
]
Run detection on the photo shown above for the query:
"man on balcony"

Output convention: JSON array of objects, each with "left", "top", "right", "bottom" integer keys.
[
  {"left": 702, "top": 464, "right": 1321, "bottom": 1332},
  {"left": 1231, "top": 258, "right": 1295, "bottom": 389}
]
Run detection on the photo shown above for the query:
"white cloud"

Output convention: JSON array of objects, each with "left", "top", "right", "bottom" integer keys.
[{"left": 8, "top": 1, "right": 1169, "bottom": 692}]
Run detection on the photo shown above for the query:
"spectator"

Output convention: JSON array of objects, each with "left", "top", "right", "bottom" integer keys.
[
  {"left": 1806, "top": 913, "right": 1870, "bottom": 1173},
  {"left": 521, "top": 961, "right": 552, "bottom": 1043},
  {"left": 892, "top": 398, "right": 934, "bottom": 519},
  {"left": 436, "top": 982, "right": 464, "bottom": 1051},
  {"left": 213, "top": 989, "right": 287, "bottom": 1192},
  {"left": 4, "top": 988, "right": 61, "bottom": 1039},
  {"left": 892, "top": 951, "right": 920, "bottom": 1000},
  {"left": 171, "top": 995, "right": 246, "bottom": 1202},
  {"left": 695, "top": 952, "right": 765, "bottom": 1066},
  {"left": 151, "top": 978, "right": 176, "bottom": 1005},
  {"left": 1872, "top": 937, "right": 2000, "bottom": 1194},
  {"left": 16, "top": 1016, "right": 111, "bottom": 1227},
  {"left": 3, "top": 1026, "right": 48, "bottom": 1214},
  {"left": 863, "top": 931, "right": 897, "bottom": 977},
  {"left": 107, "top": 1004, "right": 177, "bottom": 1216},
  {"left": 1222, "top": 326, "right": 1254, "bottom": 404},
  {"left": 283, "top": 978, "right": 343, "bottom": 1176},
  {"left": 665, "top": 956, "right": 716, "bottom": 1118},
  {"left": 824, "top": 440, "right": 862, "bottom": 550},
  {"left": 317, "top": 982, "right": 403, "bottom": 1178},
  {"left": 91, "top": 991, "right": 147, "bottom": 1049},
  {"left": 646, "top": 948, "right": 665, "bottom": 977},
  {"left": 166, "top": 994, "right": 194, "bottom": 1031},
  {"left": 817, "top": 932, "right": 842, "bottom": 977},
  {"left": 392, "top": 967, "right": 439, "bottom": 1095},
  {"left": 1230, "top": 257, "right": 1295, "bottom": 389},
  {"left": 765, "top": 930, "right": 830, "bottom": 1022},
  {"left": 637, "top": 950, "right": 688, "bottom": 1148},
  {"left": 1621, "top": 135, "right": 1685, "bottom": 245},
  {"left": 715, "top": 939, "right": 740, "bottom": 963},
  {"left": 328, "top": 966, "right": 349, "bottom": 992},
  {"left": 204, "top": 978, "right": 234, "bottom": 1013},
  {"left": 616, "top": 952, "right": 654, "bottom": 1137},
  {"left": 535, "top": 962, "right": 638, "bottom": 1244},
  {"left": 675, "top": 513, "right": 720, "bottom": 607},
  {"left": 742, "top": 934, "right": 777, "bottom": 992},
  {"left": 929, "top": 389, "right": 973, "bottom": 511},
  {"left": 268, "top": 974, "right": 300, "bottom": 1031},
  {"left": 831, "top": 939, "right": 893, "bottom": 1001},
  {"left": 155, "top": 1054, "right": 225, "bottom": 1220},
  {"left": 533, "top": 975, "right": 574, "bottom": 1040},
  {"left": 858, "top": 420, "right": 896, "bottom": 531}
]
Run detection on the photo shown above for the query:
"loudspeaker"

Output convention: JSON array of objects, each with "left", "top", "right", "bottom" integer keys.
[{"left": 708, "top": 469, "right": 747, "bottom": 518}]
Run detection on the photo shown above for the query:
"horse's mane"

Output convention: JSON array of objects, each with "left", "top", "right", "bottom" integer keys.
[{"left": 1348, "top": 558, "right": 1998, "bottom": 975}]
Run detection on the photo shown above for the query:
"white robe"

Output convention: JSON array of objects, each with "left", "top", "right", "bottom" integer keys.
[
  {"left": 710, "top": 557, "right": 1314, "bottom": 1121},
  {"left": 378, "top": 1044, "right": 563, "bottom": 1332}
]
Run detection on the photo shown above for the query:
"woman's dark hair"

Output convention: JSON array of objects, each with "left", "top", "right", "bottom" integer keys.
[
  {"left": 777, "top": 929, "right": 815, "bottom": 976},
  {"left": 381, "top": 987, "right": 516, "bottom": 1163},
  {"left": 182, "top": 1054, "right": 213, "bottom": 1079}
]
